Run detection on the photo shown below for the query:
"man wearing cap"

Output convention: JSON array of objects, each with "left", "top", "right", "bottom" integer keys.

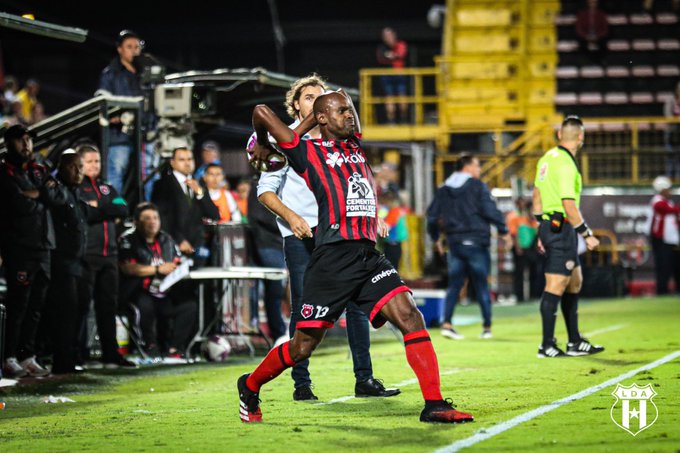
[
  {"left": 649, "top": 176, "right": 680, "bottom": 294},
  {"left": 194, "top": 141, "right": 221, "bottom": 180},
  {"left": 532, "top": 116, "right": 604, "bottom": 358},
  {"left": 98, "top": 30, "right": 153, "bottom": 197},
  {"left": 0, "top": 125, "right": 68, "bottom": 377}
]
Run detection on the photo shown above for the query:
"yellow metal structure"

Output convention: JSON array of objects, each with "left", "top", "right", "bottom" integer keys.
[
  {"left": 360, "top": 0, "right": 560, "bottom": 147},
  {"left": 434, "top": 117, "right": 680, "bottom": 188}
]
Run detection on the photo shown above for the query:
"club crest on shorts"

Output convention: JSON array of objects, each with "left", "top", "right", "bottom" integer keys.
[
  {"left": 301, "top": 304, "right": 314, "bottom": 319},
  {"left": 610, "top": 383, "right": 658, "bottom": 436},
  {"left": 565, "top": 260, "right": 575, "bottom": 271}
]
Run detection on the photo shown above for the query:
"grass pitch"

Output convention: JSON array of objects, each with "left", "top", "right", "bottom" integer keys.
[{"left": 1, "top": 296, "right": 678, "bottom": 452}]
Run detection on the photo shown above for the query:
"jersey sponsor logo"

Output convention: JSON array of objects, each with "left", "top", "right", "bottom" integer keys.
[
  {"left": 371, "top": 268, "right": 397, "bottom": 284},
  {"left": 325, "top": 151, "right": 367, "bottom": 168},
  {"left": 346, "top": 172, "right": 376, "bottom": 217},
  {"left": 539, "top": 163, "right": 548, "bottom": 182},
  {"left": 100, "top": 185, "right": 110, "bottom": 195}
]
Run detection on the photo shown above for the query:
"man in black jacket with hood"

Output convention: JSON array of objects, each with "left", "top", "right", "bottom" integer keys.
[
  {"left": 426, "top": 153, "right": 511, "bottom": 341},
  {"left": 0, "top": 125, "right": 67, "bottom": 378}
]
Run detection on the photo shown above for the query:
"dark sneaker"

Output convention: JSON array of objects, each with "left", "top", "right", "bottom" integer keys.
[
  {"left": 567, "top": 338, "right": 605, "bottom": 356},
  {"left": 537, "top": 342, "right": 567, "bottom": 358},
  {"left": 103, "top": 357, "right": 139, "bottom": 369},
  {"left": 420, "top": 399, "right": 474, "bottom": 423},
  {"left": 293, "top": 385, "right": 318, "bottom": 401},
  {"left": 355, "top": 378, "right": 401, "bottom": 398},
  {"left": 238, "top": 373, "right": 262, "bottom": 423}
]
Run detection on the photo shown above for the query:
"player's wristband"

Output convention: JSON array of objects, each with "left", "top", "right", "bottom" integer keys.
[
  {"left": 574, "top": 222, "right": 593, "bottom": 237},
  {"left": 533, "top": 213, "right": 544, "bottom": 222}
]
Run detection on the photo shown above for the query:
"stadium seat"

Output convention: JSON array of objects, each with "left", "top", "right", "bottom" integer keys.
[
  {"left": 607, "top": 14, "right": 629, "bottom": 25},
  {"left": 657, "top": 65, "right": 680, "bottom": 76},
  {"left": 607, "top": 40, "right": 631, "bottom": 51},
  {"left": 557, "top": 40, "right": 579, "bottom": 52},
  {"left": 630, "top": 92, "right": 654, "bottom": 103},
  {"left": 657, "top": 39, "right": 680, "bottom": 50},
  {"left": 604, "top": 92, "right": 629, "bottom": 104},
  {"left": 580, "top": 66, "right": 604, "bottom": 78},
  {"left": 605, "top": 66, "right": 630, "bottom": 77},
  {"left": 631, "top": 65, "right": 655, "bottom": 77},
  {"left": 555, "top": 92, "right": 577, "bottom": 105},
  {"left": 629, "top": 13, "right": 654, "bottom": 25},
  {"left": 632, "top": 39, "right": 656, "bottom": 51},
  {"left": 556, "top": 66, "right": 579, "bottom": 78},
  {"left": 656, "top": 91, "right": 674, "bottom": 102},
  {"left": 578, "top": 92, "right": 603, "bottom": 105},
  {"left": 555, "top": 14, "right": 576, "bottom": 26},
  {"left": 656, "top": 12, "right": 678, "bottom": 24}
]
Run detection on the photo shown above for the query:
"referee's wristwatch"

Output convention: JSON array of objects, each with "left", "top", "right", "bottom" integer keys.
[{"left": 575, "top": 222, "right": 593, "bottom": 238}]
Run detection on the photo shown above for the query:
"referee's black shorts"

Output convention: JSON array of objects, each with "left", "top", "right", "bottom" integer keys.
[
  {"left": 298, "top": 240, "right": 410, "bottom": 330},
  {"left": 538, "top": 221, "right": 580, "bottom": 276}
]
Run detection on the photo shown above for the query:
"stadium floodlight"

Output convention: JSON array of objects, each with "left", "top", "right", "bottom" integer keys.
[{"left": 0, "top": 12, "right": 87, "bottom": 43}]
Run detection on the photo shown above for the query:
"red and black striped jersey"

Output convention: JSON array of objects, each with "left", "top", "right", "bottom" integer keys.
[{"left": 278, "top": 131, "right": 377, "bottom": 246}]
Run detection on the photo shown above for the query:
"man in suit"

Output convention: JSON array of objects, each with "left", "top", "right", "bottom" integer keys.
[{"left": 151, "top": 147, "right": 220, "bottom": 266}]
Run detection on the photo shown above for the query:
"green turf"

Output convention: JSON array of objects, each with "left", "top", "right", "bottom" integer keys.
[{"left": 1, "top": 296, "right": 678, "bottom": 452}]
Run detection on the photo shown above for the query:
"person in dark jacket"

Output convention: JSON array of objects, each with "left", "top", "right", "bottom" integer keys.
[
  {"left": 45, "top": 150, "right": 93, "bottom": 373},
  {"left": 75, "top": 144, "right": 135, "bottom": 368},
  {"left": 97, "top": 30, "right": 144, "bottom": 196},
  {"left": 151, "top": 147, "right": 220, "bottom": 267},
  {"left": 426, "top": 153, "right": 511, "bottom": 340},
  {"left": 0, "top": 125, "right": 67, "bottom": 378},
  {"left": 118, "top": 202, "right": 196, "bottom": 357}
]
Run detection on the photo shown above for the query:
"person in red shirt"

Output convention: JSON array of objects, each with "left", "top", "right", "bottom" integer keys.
[
  {"left": 376, "top": 27, "right": 409, "bottom": 124},
  {"left": 649, "top": 176, "right": 680, "bottom": 294},
  {"left": 575, "top": 0, "right": 609, "bottom": 62}
]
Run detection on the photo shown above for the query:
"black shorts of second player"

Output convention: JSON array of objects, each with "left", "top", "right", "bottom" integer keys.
[
  {"left": 538, "top": 221, "right": 580, "bottom": 276},
  {"left": 298, "top": 240, "right": 410, "bottom": 330}
]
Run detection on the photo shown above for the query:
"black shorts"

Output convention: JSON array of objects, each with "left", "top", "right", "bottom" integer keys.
[
  {"left": 298, "top": 240, "right": 410, "bottom": 329},
  {"left": 538, "top": 221, "right": 580, "bottom": 276}
]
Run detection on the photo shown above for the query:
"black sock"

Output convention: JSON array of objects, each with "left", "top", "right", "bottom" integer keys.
[
  {"left": 540, "top": 292, "right": 561, "bottom": 347},
  {"left": 561, "top": 292, "right": 581, "bottom": 343}
]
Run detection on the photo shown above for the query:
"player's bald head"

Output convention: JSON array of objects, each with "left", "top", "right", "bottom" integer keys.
[
  {"left": 313, "top": 92, "right": 344, "bottom": 115},
  {"left": 559, "top": 115, "right": 584, "bottom": 141}
]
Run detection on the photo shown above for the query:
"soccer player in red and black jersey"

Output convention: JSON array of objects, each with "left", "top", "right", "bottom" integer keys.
[{"left": 238, "top": 90, "right": 474, "bottom": 424}]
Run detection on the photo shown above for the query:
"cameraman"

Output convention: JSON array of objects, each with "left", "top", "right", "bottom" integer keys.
[{"left": 98, "top": 30, "right": 157, "bottom": 199}]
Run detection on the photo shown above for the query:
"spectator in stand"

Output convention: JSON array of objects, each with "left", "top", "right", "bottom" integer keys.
[
  {"left": 663, "top": 81, "right": 680, "bottom": 179},
  {"left": 0, "top": 125, "right": 67, "bottom": 378},
  {"left": 376, "top": 27, "right": 409, "bottom": 124},
  {"left": 194, "top": 140, "right": 221, "bottom": 180},
  {"left": 118, "top": 202, "right": 196, "bottom": 357},
  {"left": 506, "top": 198, "right": 541, "bottom": 302},
  {"left": 2, "top": 76, "right": 20, "bottom": 120},
  {"left": 575, "top": 0, "right": 609, "bottom": 63},
  {"left": 75, "top": 144, "right": 136, "bottom": 368},
  {"left": 426, "top": 153, "right": 511, "bottom": 340},
  {"left": 235, "top": 177, "right": 251, "bottom": 220},
  {"left": 649, "top": 176, "right": 680, "bottom": 294},
  {"left": 151, "top": 147, "right": 220, "bottom": 267},
  {"left": 16, "top": 79, "right": 41, "bottom": 125},
  {"left": 374, "top": 162, "right": 401, "bottom": 197},
  {"left": 378, "top": 190, "right": 409, "bottom": 271},
  {"left": 203, "top": 163, "right": 241, "bottom": 223}
]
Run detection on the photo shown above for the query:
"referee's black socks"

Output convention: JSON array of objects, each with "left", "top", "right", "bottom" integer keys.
[
  {"left": 540, "top": 292, "right": 561, "bottom": 347},
  {"left": 561, "top": 292, "right": 581, "bottom": 343}
]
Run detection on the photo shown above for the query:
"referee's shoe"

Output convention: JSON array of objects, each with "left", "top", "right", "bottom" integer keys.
[
  {"left": 537, "top": 341, "right": 567, "bottom": 358},
  {"left": 566, "top": 338, "right": 605, "bottom": 356},
  {"left": 238, "top": 374, "right": 263, "bottom": 423}
]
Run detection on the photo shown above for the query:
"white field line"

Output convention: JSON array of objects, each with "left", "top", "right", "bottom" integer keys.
[
  {"left": 313, "top": 368, "right": 473, "bottom": 406},
  {"left": 584, "top": 324, "right": 628, "bottom": 338},
  {"left": 433, "top": 350, "right": 680, "bottom": 453}
]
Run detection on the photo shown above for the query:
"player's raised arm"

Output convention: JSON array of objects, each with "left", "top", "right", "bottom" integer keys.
[{"left": 293, "top": 109, "right": 318, "bottom": 138}]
